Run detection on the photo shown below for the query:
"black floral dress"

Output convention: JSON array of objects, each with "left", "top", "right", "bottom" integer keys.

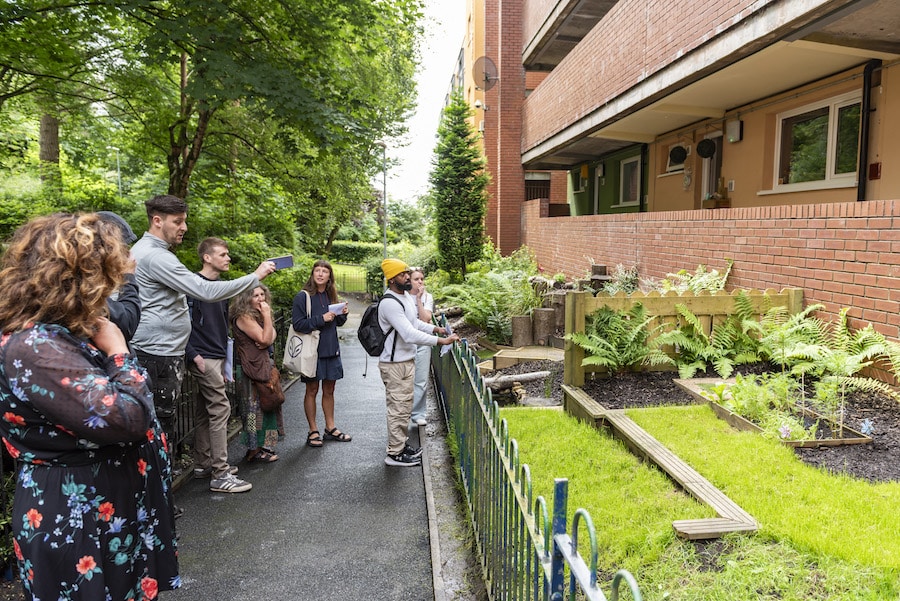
[{"left": 0, "top": 324, "right": 180, "bottom": 600}]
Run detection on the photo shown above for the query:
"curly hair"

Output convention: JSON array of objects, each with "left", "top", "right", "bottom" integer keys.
[
  {"left": 230, "top": 284, "right": 272, "bottom": 324},
  {"left": 0, "top": 213, "right": 129, "bottom": 338},
  {"left": 301, "top": 259, "right": 338, "bottom": 303}
]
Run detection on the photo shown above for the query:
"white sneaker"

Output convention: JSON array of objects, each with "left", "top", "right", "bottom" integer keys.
[
  {"left": 193, "top": 465, "right": 238, "bottom": 479},
  {"left": 415, "top": 418, "right": 427, "bottom": 426},
  {"left": 210, "top": 473, "right": 252, "bottom": 493},
  {"left": 384, "top": 451, "right": 422, "bottom": 467}
]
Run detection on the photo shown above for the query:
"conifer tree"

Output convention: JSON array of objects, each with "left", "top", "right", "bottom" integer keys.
[{"left": 429, "top": 90, "right": 489, "bottom": 278}]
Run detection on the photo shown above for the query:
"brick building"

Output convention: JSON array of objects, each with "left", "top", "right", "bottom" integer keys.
[{"left": 458, "top": 0, "right": 900, "bottom": 336}]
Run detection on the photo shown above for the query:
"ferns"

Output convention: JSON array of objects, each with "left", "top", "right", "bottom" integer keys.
[{"left": 566, "top": 303, "right": 671, "bottom": 374}]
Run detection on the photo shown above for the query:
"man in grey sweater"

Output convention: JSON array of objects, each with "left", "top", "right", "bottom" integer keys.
[{"left": 131, "top": 195, "right": 275, "bottom": 486}]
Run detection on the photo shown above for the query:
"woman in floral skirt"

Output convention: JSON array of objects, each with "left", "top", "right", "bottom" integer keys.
[{"left": 0, "top": 213, "right": 179, "bottom": 600}]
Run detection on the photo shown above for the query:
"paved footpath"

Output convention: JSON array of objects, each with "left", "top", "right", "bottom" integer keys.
[{"left": 168, "top": 296, "right": 433, "bottom": 601}]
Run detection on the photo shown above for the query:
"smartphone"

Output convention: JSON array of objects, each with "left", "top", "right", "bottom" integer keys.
[{"left": 267, "top": 255, "right": 294, "bottom": 270}]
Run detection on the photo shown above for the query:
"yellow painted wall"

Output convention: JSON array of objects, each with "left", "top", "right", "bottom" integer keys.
[{"left": 651, "top": 62, "right": 900, "bottom": 211}]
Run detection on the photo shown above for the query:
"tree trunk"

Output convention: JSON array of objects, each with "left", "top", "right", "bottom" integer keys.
[
  {"left": 167, "top": 52, "right": 213, "bottom": 199},
  {"left": 39, "top": 113, "right": 62, "bottom": 191},
  {"left": 484, "top": 371, "right": 551, "bottom": 391},
  {"left": 532, "top": 308, "right": 555, "bottom": 346},
  {"left": 511, "top": 315, "right": 533, "bottom": 347}
]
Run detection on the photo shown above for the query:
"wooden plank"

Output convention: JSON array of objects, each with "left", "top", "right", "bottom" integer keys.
[
  {"left": 602, "top": 409, "right": 757, "bottom": 535},
  {"left": 493, "top": 347, "right": 565, "bottom": 362},
  {"left": 673, "top": 518, "right": 758, "bottom": 540},
  {"left": 562, "top": 384, "right": 606, "bottom": 427}
]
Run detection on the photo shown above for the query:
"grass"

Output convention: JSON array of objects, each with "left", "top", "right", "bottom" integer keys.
[
  {"left": 501, "top": 406, "right": 900, "bottom": 600},
  {"left": 332, "top": 263, "right": 367, "bottom": 293}
]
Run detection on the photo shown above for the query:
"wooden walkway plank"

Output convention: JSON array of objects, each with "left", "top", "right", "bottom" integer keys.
[{"left": 602, "top": 409, "right": 758, "bottom": 539}]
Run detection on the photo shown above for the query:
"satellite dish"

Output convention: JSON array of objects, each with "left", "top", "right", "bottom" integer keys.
[{"left": 473, "top": 56, "right": 498, "bottom": 91}]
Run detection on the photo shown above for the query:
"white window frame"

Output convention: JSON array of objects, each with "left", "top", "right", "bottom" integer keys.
[
  {"left": 573, "top": 170, "right": 586, "bottom": 193},
  {"left": 666, "top": 143, "right": 690, "bottom": 173},
  {"left": 772, "top": 90, "right": 861, "bottom": 193},
  {"left": 701, "top": 133, "right": 723, "bottom": 201},
  {"left": 615, "top": 156, "right": 641, "bottom": 207}
]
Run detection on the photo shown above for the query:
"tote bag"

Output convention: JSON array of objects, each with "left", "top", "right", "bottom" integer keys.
[{"left": 283, "top": 291, "right": 320, "bottom": 378}]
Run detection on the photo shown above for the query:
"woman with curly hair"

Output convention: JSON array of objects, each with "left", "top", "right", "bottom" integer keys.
[
  {"left": 0, "top": 213, "right": 180, "bottom": 600},
  {"left": 230, "top": 284, "right": 281, "bottom": 463}
]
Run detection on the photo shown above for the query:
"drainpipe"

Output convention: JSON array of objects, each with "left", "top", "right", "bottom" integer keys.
[
  {"left": 640, "top": 144, "right": 648, "bottom": 212},
  {"left": 857, "top": 59, "right": 881, "bottom": 202}
]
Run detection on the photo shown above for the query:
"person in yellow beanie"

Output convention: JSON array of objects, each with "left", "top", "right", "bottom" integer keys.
[
  {"left": 380, "top": 258, "right": 409, "bottom": 282},
  {"left": 376, "top": 258, "right": 458, "bottom": 466}
]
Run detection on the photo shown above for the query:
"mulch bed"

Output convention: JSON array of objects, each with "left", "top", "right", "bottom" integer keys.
[{"left": 490, "top": 360, "right": 900, "bottom": 483}]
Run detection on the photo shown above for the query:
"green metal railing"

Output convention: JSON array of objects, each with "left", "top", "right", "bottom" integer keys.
[{"left": 432, "top": 324, "right": 642, "bottom": 601}]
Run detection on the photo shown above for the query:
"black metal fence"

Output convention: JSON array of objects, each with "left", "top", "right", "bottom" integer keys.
[{"left": 170, "top": 308, "right": 291, "bottom": 459}]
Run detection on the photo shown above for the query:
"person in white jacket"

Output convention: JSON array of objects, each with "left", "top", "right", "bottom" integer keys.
[{"left": 377, "top": 259, "right": 458, "bottom": 466}]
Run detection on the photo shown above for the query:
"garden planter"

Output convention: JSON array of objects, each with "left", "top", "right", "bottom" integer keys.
[{"left": 674, "top": 378, "right": 873, "bottom": 448}]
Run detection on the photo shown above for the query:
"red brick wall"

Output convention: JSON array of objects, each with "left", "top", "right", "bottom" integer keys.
[
  {"left": 495, "top": 0, "right": 525, "bottom": 253},
  {"left": 523, "top": 199, "right": 900, "bottom": 339},
  {"left": 520, "top": 0, "right": 854, "bottom": 151},
  {"left": 483, "top": 0, "right": 500, "bottom": 246}
]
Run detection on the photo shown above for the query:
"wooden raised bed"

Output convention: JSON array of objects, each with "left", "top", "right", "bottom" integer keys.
[{"left": 674, "top": 378, "right": 873, "bottom": 448}]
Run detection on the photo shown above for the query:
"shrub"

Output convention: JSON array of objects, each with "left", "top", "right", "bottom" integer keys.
[{"left": 329, "top": 240, "right": 383, "bottom": 264}]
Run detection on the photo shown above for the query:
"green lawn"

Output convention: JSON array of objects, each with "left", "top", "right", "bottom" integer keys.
[
  {"left": 332, "top": 263, "right": 367, "bottom": 293},
  {"left": 501, "top": 406, "right": 900, "bottom": 600}
]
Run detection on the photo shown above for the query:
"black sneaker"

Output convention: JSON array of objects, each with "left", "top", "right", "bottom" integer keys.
[
  {"left": 403, "top": 443, "right": 423, "bottom": 459},
  {"left": 384, "top": 451, "right": 422, "bottom": 467}
]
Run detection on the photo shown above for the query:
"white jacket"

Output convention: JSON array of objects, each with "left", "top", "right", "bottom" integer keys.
[{"left": 377, "top": 290, "right": 437, "bottom": 363}]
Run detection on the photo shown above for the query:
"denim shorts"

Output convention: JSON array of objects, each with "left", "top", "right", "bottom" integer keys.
[{"left": 300, "top": 354, "right": 344, "bottom": 383}]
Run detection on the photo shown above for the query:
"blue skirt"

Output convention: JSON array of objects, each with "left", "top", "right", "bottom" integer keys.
[{"left": 300, "top": 354, "right": 344, "bottom": 383}]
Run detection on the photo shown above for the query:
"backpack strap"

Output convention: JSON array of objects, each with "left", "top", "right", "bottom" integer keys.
[{"left": 378, "top": 294, "right": 405, "bottom": 362}]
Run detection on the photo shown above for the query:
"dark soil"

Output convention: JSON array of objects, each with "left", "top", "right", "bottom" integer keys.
[{"left": 490, "top": 360, "right": 900, "bottom": 484}]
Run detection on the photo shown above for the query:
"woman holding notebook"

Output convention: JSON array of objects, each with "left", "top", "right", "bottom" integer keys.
[{"left": 292, "top": 259, "right": 351, "bottom": 448}]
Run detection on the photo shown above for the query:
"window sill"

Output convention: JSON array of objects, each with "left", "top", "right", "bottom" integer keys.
[
  {"left": 758, "top": 179, "right": 857, "bottom": 195},
  {"left": 657, "top": 170, "right": 684, "bottom": 178},
  {"left": 610, "top": 202, "right": 640, "bottom": 208}
]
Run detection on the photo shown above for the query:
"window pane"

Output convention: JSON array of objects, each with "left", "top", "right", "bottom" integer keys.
[
  {"left": 779, "top": 107, "right": 827, "bottom": 184},
  {"left": 834, "top": 103, "right": 860, "bottom": 175},
  {"left": 622, "top": 159, "right": 639, "bottom": 204}
]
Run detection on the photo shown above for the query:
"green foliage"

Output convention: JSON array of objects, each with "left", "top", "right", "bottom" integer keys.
[
  {"left": 719, "top": 373, "right": 815, "bottom": 441},
  {"left": 329, "top": 241, "right": 383, "bottom": 264},
  {"left": 649, "top": 259, "right": 734, "bottom": 293},
  {"left": 601, "top": 264, "right": 640, "bottom": 295},
  {"left": 752, "top": 303, "right": 829, "bottom": 377},
  {"left": 428, "top": 91, "right": 489, "bottom": 278},
  {"left": 0, "top": 0, "right": 423, "bottom": 253},
  {"left": 566, "top": 303, "right": 670, "bottom": 374},
  {"left": 649, "top": 292, "right": 763, "bottom": 378},
  {"left": 436, "top": 250, "right": 542, "bottom": 344}
]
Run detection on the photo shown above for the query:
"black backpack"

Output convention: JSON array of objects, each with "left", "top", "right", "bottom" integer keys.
[{"left": 357, "top": 294, "right": 404, "bottom": 358}]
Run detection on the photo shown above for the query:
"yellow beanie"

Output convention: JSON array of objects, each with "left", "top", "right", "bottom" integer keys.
[{"left": 381, "top": 258, "right": 410, "bottom": 281}]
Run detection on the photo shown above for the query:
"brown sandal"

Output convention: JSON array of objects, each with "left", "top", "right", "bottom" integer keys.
[
  {"left": 246, "top": 448, "right": 279, "bottom": 463},
  {"left": 323, "top": 427, "right": 352, "bottom": 442},
  {"left": 306, "top": 431, "right": 324, "bottom": 448}
]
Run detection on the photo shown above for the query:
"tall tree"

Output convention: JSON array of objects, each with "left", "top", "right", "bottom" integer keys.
[
  {"left": 429, "top": 91, "right": 489, "bottom": 278},
  {"left": 1, "top": 0, "right": 422, "bottom": 200}
]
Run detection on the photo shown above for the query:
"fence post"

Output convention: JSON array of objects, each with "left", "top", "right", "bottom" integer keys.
[
  {"left": 549, "top": 478, "right": 568, "bottom": 600},
  {"left": 564, "top": 292, "right": 587, "bottom": 387}
]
